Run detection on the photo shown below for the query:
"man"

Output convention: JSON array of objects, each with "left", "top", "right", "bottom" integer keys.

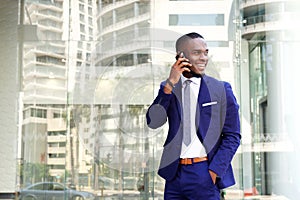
[{"left": 146, "top": 32, "right": 241, "bottom": 199}]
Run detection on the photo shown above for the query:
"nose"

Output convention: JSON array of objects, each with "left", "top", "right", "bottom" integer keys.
[{"left": 199, "top": 52, "right": 208, "bottom": 60}]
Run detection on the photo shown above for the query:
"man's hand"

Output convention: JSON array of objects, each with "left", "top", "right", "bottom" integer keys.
[
  {"left": 209, "top": 170, "right": 217, "bottom": 184},
  {"left": 163, "top": 56, "right": 192, "bottom": 94}
]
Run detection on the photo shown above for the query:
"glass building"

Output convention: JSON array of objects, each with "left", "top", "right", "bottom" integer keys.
[
  {"left": 240, "top": 0, "right": 300, "bottom": 199},
  {"left": 0, "top": 0, "right": 299, "bottom": 199}
]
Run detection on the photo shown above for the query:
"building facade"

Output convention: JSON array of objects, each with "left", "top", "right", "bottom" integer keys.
[
  {"left": 1, "top": 0, "right": 300, "bottom": 199},
  {"left": 240, "top": 0, "right": 300, "bottom": 198}
]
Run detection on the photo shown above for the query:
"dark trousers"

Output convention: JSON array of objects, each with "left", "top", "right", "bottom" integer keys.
[{"left": 164, "top": 161, "right": 220, "bottom": 200}]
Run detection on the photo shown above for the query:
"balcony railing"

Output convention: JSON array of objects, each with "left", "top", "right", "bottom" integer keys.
[
  {"left": 48, "top": 146, "right": 66, "bottom": 154},
  {"left": 100, "top": 12, "right": 150, "bottom": 36},
  {"left": 47, "top": 135, "right": 66, "bottom": 142},
  {"left": 243, "top": 13, "right": 282, "bottom": 26},
  {"left": 99, "top": 0, "right": 137, "bottom": 15},
  {"left": 47, "top": 157, "right": 65, "bottom": 165},
  {"left": 240, "top": 0, "right": 283, "bottom": 9},
  {"left": 242, "top": 12, "right": 299, "bottom": 36}
]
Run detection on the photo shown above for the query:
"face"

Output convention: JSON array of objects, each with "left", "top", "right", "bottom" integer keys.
[{"left": 181, "top": 38, "right": 209, "bottom": 75}]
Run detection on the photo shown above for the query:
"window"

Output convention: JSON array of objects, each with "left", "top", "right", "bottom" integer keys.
[
  {"left": 88, "top": 17, "right": 93, "bottom": 25},
  {"left": 36, "top": 56, "right": 64, "bottom": 65},
  {"left": 80, "top": 24, "right": 85, "bottom": 32},
  {"left": 169, "top": 14, "right": 224, "bottom": 26},
  {"left": 87, "top": 43, "right": 91, "bottom": 50},
  {"left": 102, "top": 12, "right": 113, "bottom": 29},
  {"left": 49, "top": 153, "right": 65, "bottom": 158},
  {"left": 102, "top": 0, "right": 113, "bottom": 7},
  {"left": 79, "top": 14, "right": 85, "bottom": 22},
  {"left": 79, "top": 4, "right": 84, "bottom": 12},
  {"left": 88, "top": 7, "right": 92, "bottom": 15},
  {"left": 116, "top": 5, "right": 134, "bottom": 23},
  {"left": 77, "top": 51, "right": 83, "bottom": 59},
  {"left": 48, "top": 131, "right": 66, "bottom": 136},
  {"left": 137, "top": 54, "right": 150, "bottom": 64},
  {"left": 53, "top": 112, "right": 62, "bottom": 118},
  {"left": 206, "top": 41, "right": 229, "bottom": 47},
  {"left": 78, "top": 41, "right": 83, "bottom": 48},
  {"left": 116, "top": 54, "right": 134, "bottom": 66},
  {"left": 30, "top": 108, "right": 47, "bottom": 118},
  {"left": 86, "top": 52, "right": 91, "bottom": 61},
  {"left": 138, "top": 2, "right": 149, "bottom": 15}
]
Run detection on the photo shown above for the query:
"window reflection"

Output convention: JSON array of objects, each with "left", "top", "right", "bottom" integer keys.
[
  {"left": 0, "top": 0, "right": 297, "bottom": 198},
  {"left": 16, "top": 0, "right": 234, "bottom": 199},
  {"left": 169, "top": 14, "right": 225, "bottom": 26}
]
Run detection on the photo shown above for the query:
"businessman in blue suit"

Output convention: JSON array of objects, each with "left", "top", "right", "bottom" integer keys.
[{"left": 146, "top": 32, "right": 241, "bottom": 199}]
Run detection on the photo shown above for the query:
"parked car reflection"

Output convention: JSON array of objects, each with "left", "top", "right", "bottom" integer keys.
[{"left": 19, "top": 182, "right": 95, "bottom": 200}]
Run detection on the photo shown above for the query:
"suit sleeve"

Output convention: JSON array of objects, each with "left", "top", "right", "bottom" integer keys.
[
  {"left": 146, "top": 81, "right": 173, "bottom": 129},
  {"left": 208, "top": 82, "right": 241, "bottom": 178}
]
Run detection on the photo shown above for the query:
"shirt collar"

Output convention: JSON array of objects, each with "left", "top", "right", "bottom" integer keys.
[{"left": 181, "top": 75, "right": 201, "bottom": 86}]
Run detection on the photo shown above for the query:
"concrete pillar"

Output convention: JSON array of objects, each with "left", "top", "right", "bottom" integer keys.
[{"left": 0, "top": 0, "right": 19, "bottom": 193}]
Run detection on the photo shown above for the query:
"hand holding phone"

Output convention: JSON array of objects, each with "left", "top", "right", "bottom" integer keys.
[
  {"left": 175, "top": 52, "right": 201, "bottom": 78},
  {"left": 176, "top": 52, "right": 194, "bottom": 78}
]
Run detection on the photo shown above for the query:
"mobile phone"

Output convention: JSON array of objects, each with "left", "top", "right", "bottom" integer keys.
[
  {"left": 175, "top": 52, "right": 187, "bottom": 61},
  {"left": 176, "top": 52, "right": 193, "bottom": 78}
]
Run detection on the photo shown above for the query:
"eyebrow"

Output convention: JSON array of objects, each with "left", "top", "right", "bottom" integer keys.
[{"left": 192, "top": 49, "right": 209, "bottom": 52}]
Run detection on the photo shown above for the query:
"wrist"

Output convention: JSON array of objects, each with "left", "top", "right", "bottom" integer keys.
[
  {"left": 166, "top": 78, "right": 175, "bottom": 88},
  {"left": 163, "top": 79, "right": 174, "bottom": 94}
]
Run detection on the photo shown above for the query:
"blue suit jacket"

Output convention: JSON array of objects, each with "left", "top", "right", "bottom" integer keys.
[{"left": 146, "top": 75, "right": 241, "bottom": 189}]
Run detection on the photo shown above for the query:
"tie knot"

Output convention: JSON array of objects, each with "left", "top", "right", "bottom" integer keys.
[{"left": 185, "top": 80, "right": 192, "bottom": 86}]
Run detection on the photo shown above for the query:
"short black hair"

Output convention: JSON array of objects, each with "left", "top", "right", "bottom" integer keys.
[{"left": 175, "top": 32, "right": 204, "bottom": 51}]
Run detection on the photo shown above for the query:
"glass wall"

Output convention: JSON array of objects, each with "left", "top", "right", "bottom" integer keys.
[
  {"left": 241, "top": 0, "right": 300, "bottom": 198},
  {"left": 245, "top": 33, "right": 300, "bottom": 199},
  {"left": 1, "top": 0, "right": 254, "bottom": 199},
  {"left": 14, "top": 0, "right": 168, "bottom": 198},
  {"left": 1, "top": 0, "right": 299, "bottom": 199}
]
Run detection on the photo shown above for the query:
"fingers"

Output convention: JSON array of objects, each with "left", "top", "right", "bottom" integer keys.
[
  {"left": 174, "top": 57, "right": 192, "bottom": 72},
  {"left": 209, "top": 170, "right": 217, "bottom": 184},
  {"left": 167, "top": 57, "right": 192, "bottom": 85}
]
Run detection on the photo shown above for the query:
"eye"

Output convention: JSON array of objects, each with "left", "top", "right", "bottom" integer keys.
[{"left": 193, "top": 50, "right": 208, "bottom": 56}]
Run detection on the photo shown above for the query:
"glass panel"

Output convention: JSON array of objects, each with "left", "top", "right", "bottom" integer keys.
[
  {"left": 5, "top": 0, "right": 300, "bottom": 199},
  {"left": 2, "top": 0, "right": 243, "bottom": 198},
  {"left": 169, "top": 14, "right": 224, "bottom": 26}
]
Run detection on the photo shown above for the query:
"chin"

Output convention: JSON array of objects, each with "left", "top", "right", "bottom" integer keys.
[{"left": 195, "top": 68, "right": 206, "bottom": 74}]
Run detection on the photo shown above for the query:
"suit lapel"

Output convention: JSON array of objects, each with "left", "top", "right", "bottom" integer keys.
[
  {"left": 196, "top": 75, "right": 212, "bottom": 142},
  {"left": 173, "top": 78, "right": 183, "bottom": 121}
]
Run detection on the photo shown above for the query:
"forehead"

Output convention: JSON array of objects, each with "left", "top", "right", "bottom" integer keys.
[{"left": 185, "top": 38, "right": 207, "bottom": 50}]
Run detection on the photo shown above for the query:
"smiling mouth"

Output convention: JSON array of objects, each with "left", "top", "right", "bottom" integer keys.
[{"left": 196, "top": 64, "right": 206, "bottom": 68}]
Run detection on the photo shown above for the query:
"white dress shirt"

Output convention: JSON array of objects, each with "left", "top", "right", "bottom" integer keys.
[{"left": 180, "top": 75, "right": 207, "bottom": 158}]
